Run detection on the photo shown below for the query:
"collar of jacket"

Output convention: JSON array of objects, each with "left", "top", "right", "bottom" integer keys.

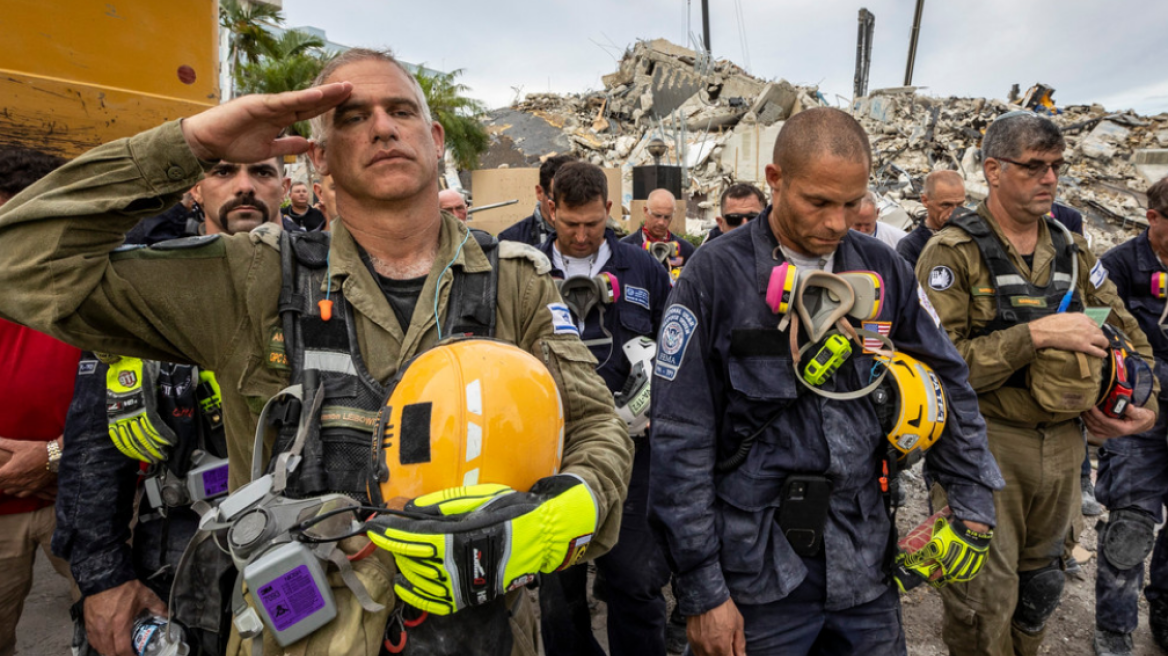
[
  {"left": 540, "top": 229, "right": 628, "bottom": 277},
  {"left": 322, "top": 213, "right": 493, "bottom": 346},
  {"left": 749, "top": 205, "right": 866, "bottom": 294},
  {"left": 974, "top": 201, "right": 1059, "bottom": 282},
  {"left": 1135, "top": 229, "right": 1164, "bottom": 273}
]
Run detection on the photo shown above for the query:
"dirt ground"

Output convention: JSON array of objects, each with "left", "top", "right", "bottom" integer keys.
[{"left": 13, "top": 550, "right": 74, "bottom": 656}]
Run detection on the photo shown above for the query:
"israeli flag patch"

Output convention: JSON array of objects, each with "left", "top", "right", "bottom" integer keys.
[
  {"left": 548, "top": 303, "right": 579, "bottom": 335},
  {"left": 1090, "top": 260, "right": 1108, "bottom": 289},
  {"left": 625, "top": 285, "right": 651, "bottom": 310},
  {"left": 655, "top": 304, "right": 698, "bottom": 381}
]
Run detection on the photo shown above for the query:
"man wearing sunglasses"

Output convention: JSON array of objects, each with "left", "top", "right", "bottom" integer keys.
[
  {"left": 703, "top": 183, "right": 766, "bottom": 244},
  {"left": 918, "top": 111, "right": 1157, "bottom": 656},
  {"left": 1093, "top": 176, "right": 1168, "bottom": 656}
]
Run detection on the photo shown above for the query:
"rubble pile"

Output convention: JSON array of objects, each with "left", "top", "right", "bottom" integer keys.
[
  {"left": 481, "top": 38, "right": 827, "bottom": 213},
  {"left": 855, "top": 88, "right": 1168, "bottom": 248},
  {"left": 479, "top": 38, "right": 1168, "bottom": 246}
]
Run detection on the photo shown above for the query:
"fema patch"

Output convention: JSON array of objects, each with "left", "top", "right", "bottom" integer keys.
[
  {"left": 917, "top": 285, "right": 942, "bottom": 328},
  {"left": 548, "top": 303, "right": 579, "bottom": 335},
  {"left": 78, "top": 360, "right": 98, "bottom": 376},
  {"left": 1090, "top": 260, "right": 1108, "bottom": 289},
  {"left": 928, "top": 265, "right": 955, "bottom": 291},
  {"left": 625, "top": 285, "right": 651, "bottom": 310},
  {"left": 655, "top": 304, "right": 698, "bottom": 381}
]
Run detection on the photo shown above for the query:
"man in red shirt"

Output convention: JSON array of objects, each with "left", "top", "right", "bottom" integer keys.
[{"left": 0, "top": 147, "right": 81, "bottom": 656}]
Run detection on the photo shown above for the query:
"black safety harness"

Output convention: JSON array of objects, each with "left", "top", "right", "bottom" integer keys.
[{"left": 267, "top": 229, "right": 499, "bottom": 504}]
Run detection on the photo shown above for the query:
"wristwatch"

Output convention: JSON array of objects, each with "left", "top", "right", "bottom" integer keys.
[{"left": 45, "top": 440, "right": 62, "bottom": 474}]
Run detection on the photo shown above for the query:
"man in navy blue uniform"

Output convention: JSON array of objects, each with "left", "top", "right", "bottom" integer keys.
[
  {"left": 622, "top": 188, "right": 696, "bottom": 267},
  {"left": 497, "top": 154, "right": 576, "bottom": 246},
  {"left": 1094, "top": 176, "right": 1168, "bottom": 656},
  {"left": 648, "top": 107, "right": 1002, "bottom": 655},
  {"left": 536, "top": 161, "right": 674, "bottom": 656}
]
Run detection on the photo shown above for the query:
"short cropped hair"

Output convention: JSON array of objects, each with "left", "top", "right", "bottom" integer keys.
[
  {"left": 552, "top": 161, "right": 608, "bottom": 210},
  {"left": 982, "top": 112, "right": 1065, "bottom": 162},
  {"left": 1149, "top": 177, "right": 1168, "bottom": 215},
  {"left": 923, "top": 170, "right": 964, "bottom": 196},
  {"left": 540, "top": 155, "right": 577, "bottom": 193},
  {"left": 720, "top": 183, "right": 767, "bottom": 214},
  {"left": 772, "top": 107, "right": 871, "bottom": 177},
  {"left": 0, "top": 147, "right": 66, "bottom": 202},
  {"left": 309, "top": 48, "right": 432, "bottom": 145}
]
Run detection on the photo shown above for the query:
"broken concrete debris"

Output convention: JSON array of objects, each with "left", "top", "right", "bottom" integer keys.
[{"left": 478, "top": 41, "right": 1167, "bottom": 250}]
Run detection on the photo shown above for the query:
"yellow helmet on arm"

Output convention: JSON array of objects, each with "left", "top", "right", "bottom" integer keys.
[
  {"left": 372, "top": 339, "right": 565, "bottom": 508},
  {"left": 871, "top": 351, "right": 947, "bottom": 464}
]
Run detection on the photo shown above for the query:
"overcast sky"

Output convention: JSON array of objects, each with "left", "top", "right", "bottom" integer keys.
[{"left": 282, "top": 0, "right": 1168, "bottom": 117}]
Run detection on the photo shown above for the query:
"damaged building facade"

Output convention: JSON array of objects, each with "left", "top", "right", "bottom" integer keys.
[{"left": 471, "top": 38, "right": 1168, "bottom": 252}]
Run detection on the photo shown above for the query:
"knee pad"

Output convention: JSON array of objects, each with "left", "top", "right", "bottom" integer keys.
[
  {"left": 1100, "top": 508, "right": 1156, "bottom": 571},
  {"left": 1012, "top": 563, "right": 1064, "bottom": 634}
]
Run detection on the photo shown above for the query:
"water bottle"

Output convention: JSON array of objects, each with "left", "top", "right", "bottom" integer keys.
[{"left": 131, "top": 614, "right": 189, "bottom": 656}]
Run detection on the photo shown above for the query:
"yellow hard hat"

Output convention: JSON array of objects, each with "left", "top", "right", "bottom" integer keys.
[
  {"left": 871, "top": 351, "right": 947, "bottom": 463},
  {"left": 373, "top": 339, "right": 564, "bottom": 506}
]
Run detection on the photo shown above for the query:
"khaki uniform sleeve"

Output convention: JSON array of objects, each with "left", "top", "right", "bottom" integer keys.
[
  {"left": 504, "top": 264, "right": 633, "bottom": 558},
  {"left": 0, "top": 121, "right": 246, "bottom": 369},
  {"left": 917, "top": 233, "right": 1037, "bottom": 393},
  {"left": 1079, "top": 239, "right": 1161, "bottom": 416}
]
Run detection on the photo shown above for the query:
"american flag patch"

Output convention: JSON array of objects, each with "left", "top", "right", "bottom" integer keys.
[{"left": 862, "top": 321, "right": 892, "bottom": 353}]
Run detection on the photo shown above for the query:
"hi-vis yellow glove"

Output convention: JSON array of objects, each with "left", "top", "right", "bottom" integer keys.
[
  {"left": 894, "top": 515, "right": 992, "bottom": 591},
  {"left": 367, "top": 475, "right": 599, "bottom": 615},
  {"left": 196, "top": 369, "right": 223, "bottom": 426},
  {"left": 106, "top": 358, "right": 175, "bottom": 463}
]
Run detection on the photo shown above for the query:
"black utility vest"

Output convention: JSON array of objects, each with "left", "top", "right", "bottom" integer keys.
[
  {"left": 267, "top": 230, "right": 499, "bottom": 503},
  {"left": 948, "top": 209, "right": 1083, "bottom": 337}
]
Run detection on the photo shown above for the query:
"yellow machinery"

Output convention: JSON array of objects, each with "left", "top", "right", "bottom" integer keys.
[{"left": 0, "top": 1, "right": 220, "bottom": 156}]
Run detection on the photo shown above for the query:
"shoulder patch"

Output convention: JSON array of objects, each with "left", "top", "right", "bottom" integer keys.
[
  {"left": 499, "top": 241, "right": 552, "bottom": 275},
  {"left": 655, "top": 304, "right": 698, "bottom": 381},
  {"left": 624, "top": 285, "right": 651, "bottom": 310},
  {"left": 917, "top": 285, "right": 942, "bottom": 328},
  {"left": 78, "top": 359, "right": 98, "bottom": 376},
  {"left": 547, "top": 303, "right": 579, "bottom": 335},
  {"left": 248, "top": 223, "right": 282, "bottom": 250},
  {"left": 928, "top": 265, "right": 955, "bottom": 291},
  {"left": 1090, "top": 260, "right": 1108, "bottom": 289}
]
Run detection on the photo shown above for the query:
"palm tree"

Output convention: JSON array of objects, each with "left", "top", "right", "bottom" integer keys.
[
  {"left": 235, "top": 30, "right": 331, "bottom": 137},
  {"left": 414, "top": 68, "right": 489, "bottom": 171},
  {"left": 220, "top": 0, "right": 283, "bottom": 94}
]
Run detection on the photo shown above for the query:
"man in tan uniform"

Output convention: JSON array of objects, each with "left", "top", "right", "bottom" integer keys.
[
  {"left": 917, "top": 111, "right": 1157, "bottom": 656},
  {"left": 0, "top": 48, "right": 631, "bottom": 655}
]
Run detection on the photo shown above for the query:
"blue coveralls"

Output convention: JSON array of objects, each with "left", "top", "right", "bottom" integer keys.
[
  {"left": 537, "top": 229, "right": 675, "bottom": 656},
  {"left": 620, "top": 228, "right": 696, "bottom": 266},
  {"left": 648, "top": 210, "right": 1002, "bottom": 654},
  {"left": 498, "top": 205, "right": 555, "bottom": 247},
  {"left": 896, "top": 222, "right": 933, "bottom": 269},
  {"left": 1095, "top": 230, "right": 1168, "bottom": 634}
]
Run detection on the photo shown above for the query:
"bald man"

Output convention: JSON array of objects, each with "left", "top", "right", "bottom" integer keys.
[
  {"left": 897, "top": 171, "right": 966, "bottom": 268},
  {"left": 648, "top": 107, "right": 1001, "bottom": 655},
  {"left": 438, "top": 188, "right": 469, "bottom": 222},
  {"left": 851, "top": 192, "right": 908, "bottom": 248},
  {"left": 622, "top": 188, "right": 695, "bottom": 267}
]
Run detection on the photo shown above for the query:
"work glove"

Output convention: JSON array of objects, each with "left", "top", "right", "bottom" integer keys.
[
  {"left": 893, "top": 515, "right": 992, "bottom": 591},
  {"left": 107, "top": 357, "right": 176, "bottom": 464},
  {"left": 367, "top": 475, "right": 599, "bottom": 616}
]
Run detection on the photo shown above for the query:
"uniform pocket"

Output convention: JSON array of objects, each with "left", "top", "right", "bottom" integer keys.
[
  {"left": 617, "top": 303, "right": 653, "bottom": 336},
  {"left": 727, "top": 356, "right": 798, "bottom": 401},
  {"left": 238, "top": 354, "right": 288, "bottom": 416}
]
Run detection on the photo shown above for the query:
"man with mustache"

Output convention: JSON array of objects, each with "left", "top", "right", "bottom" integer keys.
[
  {"left": 0, "top": 47, "right": 628, "bottom": 656},
  {"left": 918, "top": 111, "right": 1156, "bottom": 656},
  {"left": 53, "top": 155, "right": 284, "bottom": 656},
  {"left": 648, "top": 107, "right": 1001, "bottom": 655}
]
